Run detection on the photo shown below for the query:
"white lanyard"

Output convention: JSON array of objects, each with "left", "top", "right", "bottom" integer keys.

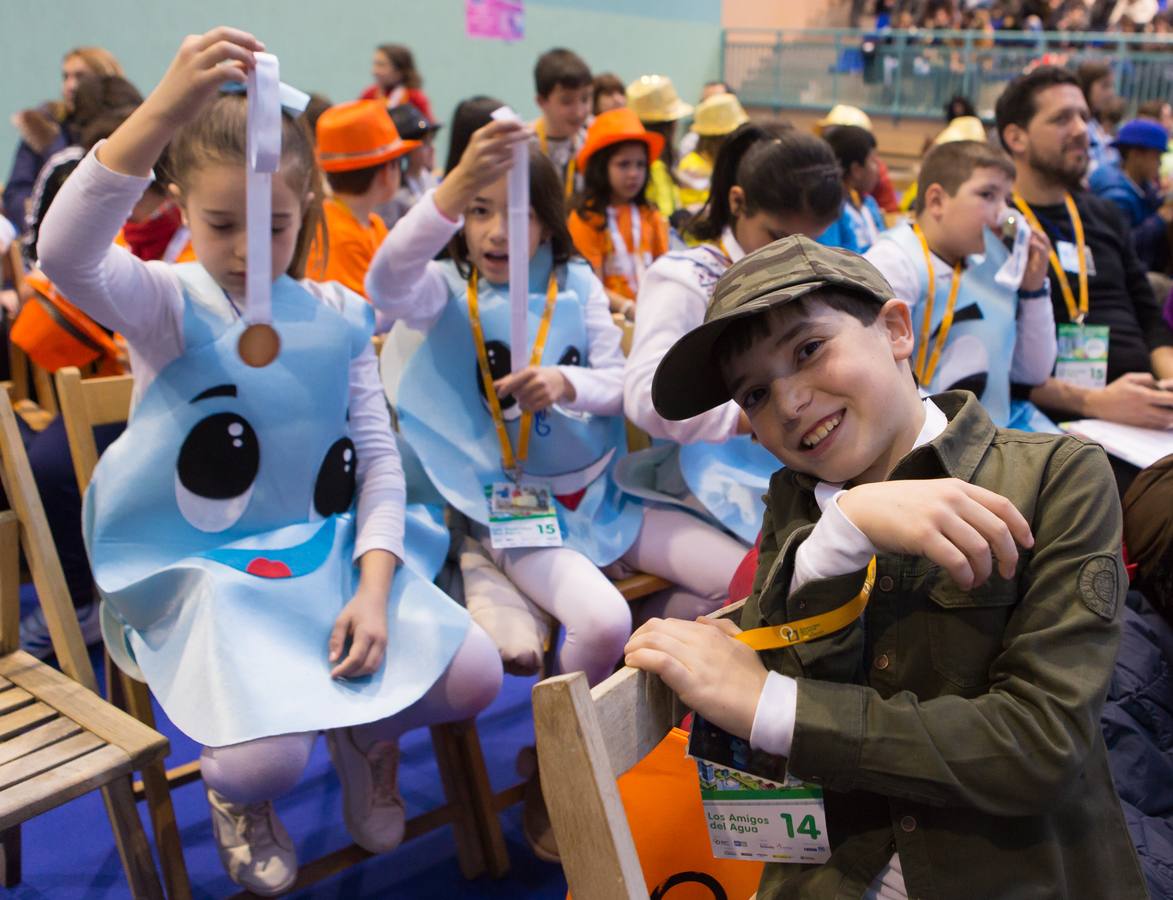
[
  {"left": 238, "top": 52, "right": 282, "bottom": 368},
  {"left": 605, "top": 204, "right": 645, "bottom": 295}
]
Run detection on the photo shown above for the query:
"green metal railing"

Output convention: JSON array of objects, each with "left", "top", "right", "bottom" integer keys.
[{"left": 722, "top": 28, "right": 1173, "bottom": 120}]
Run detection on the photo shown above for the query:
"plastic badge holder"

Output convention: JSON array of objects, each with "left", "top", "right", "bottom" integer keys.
[
  {"left": 238, "top": 51, "right": 282, "bottom": 368},
  {"left": 489, "top": 106, "right": 530, "bottom": 374}
]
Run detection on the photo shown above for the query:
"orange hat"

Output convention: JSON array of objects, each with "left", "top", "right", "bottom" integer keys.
[
  {"left": 576, "top": 108, "right": 665, "bottom": 172},
  {"left": 316, "top": 100, "right": 419, "bottom": 172}
]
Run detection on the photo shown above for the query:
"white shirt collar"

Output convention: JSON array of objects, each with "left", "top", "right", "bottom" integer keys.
[
  {"left": 813, "top": 398, "right": 947, "bottom": 510},
  {"left": 721, "top": 225, "right": 746, "bottom": 263}
]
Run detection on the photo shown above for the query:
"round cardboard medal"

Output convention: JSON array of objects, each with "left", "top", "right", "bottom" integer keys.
[{"left": 238, "top": 323, "right": 281, "bottom": 368}]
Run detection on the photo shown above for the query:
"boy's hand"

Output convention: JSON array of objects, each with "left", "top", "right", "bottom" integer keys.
[
  {"left": 328, "top": 583, "right": 390, "bottom": 679},
  {"left": 624, "top": 617, "right": 767, "bottom": 740},
  {"left": 837, "top": 479, "right": 1034, "bottom": 590},
  {"left": 435, "top": 119, "right": 530, "bottom": 219},
  {"left": 1020, "top": 227, "right": 1053, "bottom": 294},
  {"left": 147, "top": 28, "right": 265, "bottom": 130},
  {"left": 494, "top": 365, "right": 574, "bottom": 412}
]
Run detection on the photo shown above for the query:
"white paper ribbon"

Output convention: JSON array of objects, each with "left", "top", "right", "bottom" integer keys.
[
  {"left": 490, "top": 106, "right": 530, "bottom": 374},
  {"left": 245, "top": 52, "right": 281, "bottom": 327}
]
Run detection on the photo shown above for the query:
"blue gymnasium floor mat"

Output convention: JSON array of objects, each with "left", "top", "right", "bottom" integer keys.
[{"left": 9, "top": 589, "right": 568, "bottom": 899}]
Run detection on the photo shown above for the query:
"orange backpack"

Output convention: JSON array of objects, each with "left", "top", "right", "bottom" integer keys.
[{"left": 11, "top": 272, "right": 123, "bottom": 374}]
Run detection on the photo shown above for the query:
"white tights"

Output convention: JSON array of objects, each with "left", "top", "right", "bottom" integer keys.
[
  {"left": 467, "top": 506, "right": 747, "bottom": 686},
  {"left": 200, "top": 622, "right": 502, "bottom": 805}
]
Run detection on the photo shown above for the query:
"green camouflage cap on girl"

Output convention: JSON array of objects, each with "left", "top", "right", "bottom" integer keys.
[{"left": 651, "top": 235, "right": 895, "bottom": 420}]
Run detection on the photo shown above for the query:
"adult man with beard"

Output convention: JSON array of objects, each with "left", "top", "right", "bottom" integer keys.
[{"left": 996, "top": 66, "right": 1173, "bottom": 452}]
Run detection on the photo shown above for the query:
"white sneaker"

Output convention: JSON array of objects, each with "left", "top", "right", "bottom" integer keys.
[
  {"left": 20, "top": 601, "right": 101, "bottom": 659},
  {"left": 206, "top": 787, "right": 297, "bottom": 896},
  {"left": 326, "top": 727, "right": 406, "bottom": 854}
]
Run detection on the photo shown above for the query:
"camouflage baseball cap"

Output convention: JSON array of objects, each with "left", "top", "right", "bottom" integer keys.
[{"left": 651, "top": 235, "right": 895, "bottom": 421}]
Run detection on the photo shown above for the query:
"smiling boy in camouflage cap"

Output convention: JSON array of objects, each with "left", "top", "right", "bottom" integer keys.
[{"left": 625, "top": 235, "right": 1145, "bottom": 899}]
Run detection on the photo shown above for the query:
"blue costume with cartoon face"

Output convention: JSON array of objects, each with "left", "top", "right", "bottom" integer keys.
[
  {"left": 882, "top": 223, "right": 1020, "bottom": 427},
  {"left": 393, "top": 247, "right": 642, "bottom": 565},
  {"left": 85, "top": 264, "right": 469, "bottom": 748}
]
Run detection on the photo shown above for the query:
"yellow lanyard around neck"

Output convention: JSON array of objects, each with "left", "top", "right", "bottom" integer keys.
[
  {"left": 737, "top": 557, "right": 877, "bottom": 651},
  {"left": 1012, "top": 191, "right": 1087, "bottom": 324},
  {"left": 467, "top": 269, "right": 559, "bottom": 475},
  {"left": 536, "top": 118, "right": 576, "bottom": 200},
  {"left": 912, "top": 223, "right": 963, "bottom": 386}
]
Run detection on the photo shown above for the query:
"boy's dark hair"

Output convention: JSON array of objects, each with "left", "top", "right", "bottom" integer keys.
[
  {"left": 688, "top": 122, "right": 843, "bottom": 242},
  {"left": 994, "top": 65, "right": 1080, "bottom": 152},
  {"left": 376, "top": 44, "right": 422, "bottom": 90},
  {"left": 592, "top": 72, "right": 625, "bottom": 115},
  {"left": 450, "top": 147, "right": 575, "bottom": 277},
  {"left": 1075, "top": 59, "right": 1113, "bottom": 103},
  {"left": 823, "top": 124, "right": 877, "bottom": 177},
  {"left": 712, "top": 289, "right": 882, "bottom": 372},
  {"left": 325, "top": 161, "right": 390, "bottom": 196},
  {"left": 534, "top": 48, "right": 592, "bottom": 98},
  {"left": 913, "top": 140, "right": 1015, "bottom": 214},
  {"left": 71, "top": 75, "right": 142, "bottom": 136},
  {"left": 445, "top": 95, "right": 504, "bottom": 175},
  {"left": 574, "top": 140, "right": 651, "bottom": 220}
]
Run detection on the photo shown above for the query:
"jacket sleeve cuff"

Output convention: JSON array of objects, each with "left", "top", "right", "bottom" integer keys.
[{"left": 787, "top": 678, "right": 868, "bottom": 785}]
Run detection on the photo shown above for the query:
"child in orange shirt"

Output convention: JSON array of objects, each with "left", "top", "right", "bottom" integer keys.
[
  {"left": 305, "top": 100, "right": 417, "bottom": 298},
  {"left": 567, "top": 108, "right": 669, "bottom": 318}
]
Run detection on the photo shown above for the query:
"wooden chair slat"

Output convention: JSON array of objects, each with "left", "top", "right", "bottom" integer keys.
[
  {"left": 0, "top": 717, "right": 83, "bottom": 767},
  {"left": 0, "top": 689, "right": 34, "bottom": 717},
  {"left": 614, "top": 573, "right": 672, "bottom": 602},
  {"left": 0, "top": 744, "right": 132, "bottom": 832},
  {"left": 0, "top": 704, "right": 56, "bottom": 741},
  {"left": 0, "top": 731, "right": 105, "bottom": 792},
  {"left": 0, "top": 652, "right": 167, "bottom": 768}
]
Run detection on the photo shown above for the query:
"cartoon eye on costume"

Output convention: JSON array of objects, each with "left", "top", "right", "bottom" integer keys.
[
  {"left": 558, "top": 346, "right": 582, "bottom": 367},
  {"left": 314, "top": 438, "right": 357, "bottom": 517},
  {"left": 476, "top": 339, "right": 521, "bottom": 421},
  {"left": 175, "top": 412, "right": 259, "bottom": 532}
]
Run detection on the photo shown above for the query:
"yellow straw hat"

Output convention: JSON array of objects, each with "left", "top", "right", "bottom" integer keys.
[
  {"left": 690, "top": 93, "right": 749, "bottom": 136},
  {"left": 932, "top": 115, "right": 988, "bottom": 146},
  {"left": 815, "top": 104, "right": 873, "bottom": 135},
  {"left": 626, "top": 75, "right": 694, "bottom": 123}
]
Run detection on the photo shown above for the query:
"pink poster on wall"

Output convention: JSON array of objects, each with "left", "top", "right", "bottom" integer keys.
[{"left": 466, "top": 0, "right": 525, "bottom": 42}]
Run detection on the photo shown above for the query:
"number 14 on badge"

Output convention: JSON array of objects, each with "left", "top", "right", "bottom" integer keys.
[{"left": 486, "top": 483, "right": 563, "bottom": 549}]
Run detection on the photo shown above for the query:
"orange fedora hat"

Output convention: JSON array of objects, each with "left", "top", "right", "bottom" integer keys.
[
  {"left": 576, "top": 107, "right": 665, "bottom": 172},
  {"left": 316, "top": 100, "right": 420, "bottom": 172}
]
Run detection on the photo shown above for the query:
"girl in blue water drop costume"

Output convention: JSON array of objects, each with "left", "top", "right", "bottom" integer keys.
[{"left": 37, "top": 29, "right": 503, "bottom": 896}]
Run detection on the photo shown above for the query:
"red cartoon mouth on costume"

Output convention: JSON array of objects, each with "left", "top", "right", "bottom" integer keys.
[{"left": 245, "top": 558, "right": 294, "bottom": 579}]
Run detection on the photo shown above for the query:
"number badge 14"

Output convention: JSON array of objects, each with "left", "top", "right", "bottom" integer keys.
[
  {"left": 485, "top": 483, "right": 563, "bottom": 550},
  {"left": 688, "top": 715, "right": 830, "bottom": 864}
]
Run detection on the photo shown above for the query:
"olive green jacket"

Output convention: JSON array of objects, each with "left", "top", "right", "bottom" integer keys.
[{"left": 741, "top": 392, "right": 1148, "bottom": 900}]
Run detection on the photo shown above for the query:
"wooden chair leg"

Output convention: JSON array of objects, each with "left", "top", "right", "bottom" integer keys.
[
  {"left": 461, "top": 722, "right": 511, "bottom": 877},
  {"left": 139, "top": 758, "right": 192, "bottom": 900},
  {"left": 0, "top": 825, "right": 20, "bottom": 888},
  {"left": 100, "top": 776, "right": 165, "bottom": 900},
  {"left": 430, "top": 722, "right": 487, "bottom": 879}
]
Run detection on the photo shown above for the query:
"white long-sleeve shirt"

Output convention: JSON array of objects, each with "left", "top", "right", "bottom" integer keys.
[
  {"left": 366, "top": 189, "right": 626, "bottom": 416},
  {"left": 865, "top": 236, "right": 1057, "bottom": 386},
  {"left": 624, "top": 227, "right": 746, "bottom": 443},
  {"left": 36, "top": 147, "right": 406, "bottom": 562}
]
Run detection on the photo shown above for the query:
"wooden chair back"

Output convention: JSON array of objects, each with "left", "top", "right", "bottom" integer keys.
[
  {"left": 0, "top": 397, "right": 173, "bottom": 897},
  {"left": 0, "top": 395, "right": 97, "bottom": 691},
  {"left": 532, "top": 600, "right": 744, "bottom": 900},
  {"left": 54, "top": 367, "right": 134, "bottom": 494}
]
